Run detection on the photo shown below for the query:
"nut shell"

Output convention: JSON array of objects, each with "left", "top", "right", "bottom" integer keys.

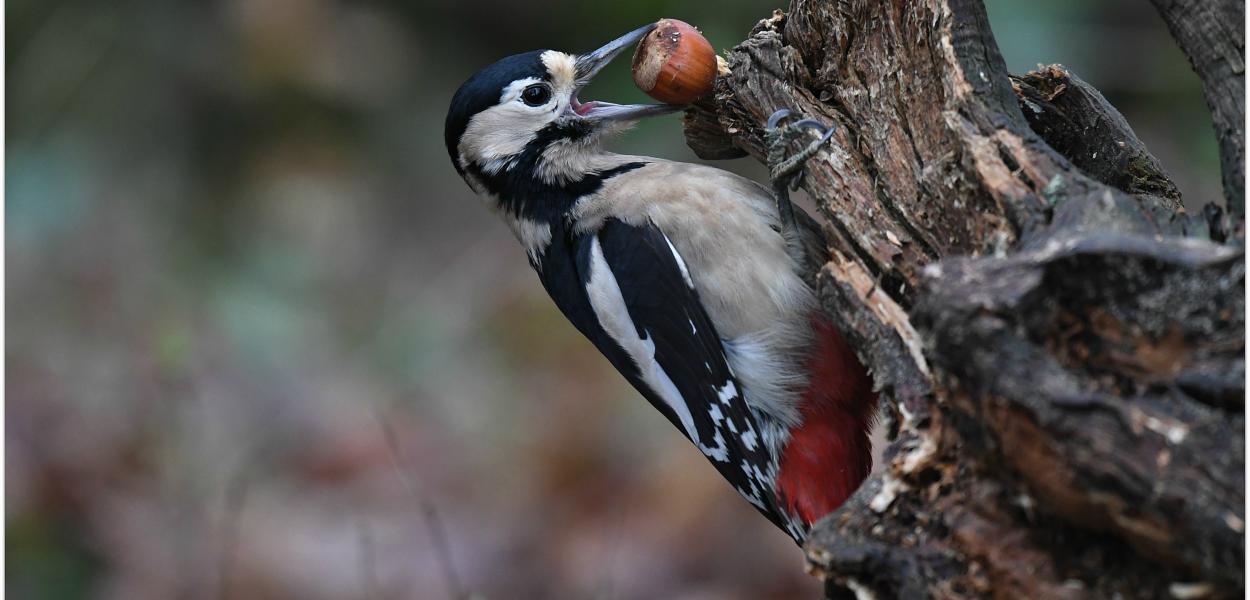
[{"left": 631, "top": 19, "right": 716, "bottom": 105}]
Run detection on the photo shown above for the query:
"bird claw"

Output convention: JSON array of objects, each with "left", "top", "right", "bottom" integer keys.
[
  {"left": 764, "top": 109, "right": 836, "bottom": 263},
  {"left": 789, "top": 119, "right": 835, "bottom": 137},
  {"left": 765, "top": 109, "right": 836, "bottom": 184},
  {"left": 766, "top": 108, "right": 792, "bottom": 130}
]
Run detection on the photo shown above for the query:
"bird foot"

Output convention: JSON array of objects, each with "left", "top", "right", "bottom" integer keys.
[
  {"left": 764, "top": 109, "right": 836, "bottom": 249},
  {"left": 765, "top": 109, "right": 836, "bottom": 191}
]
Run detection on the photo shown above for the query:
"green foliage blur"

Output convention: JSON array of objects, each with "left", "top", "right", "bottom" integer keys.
[{"left": 7, "top": 0, "right": 1218, "bottom": 598}]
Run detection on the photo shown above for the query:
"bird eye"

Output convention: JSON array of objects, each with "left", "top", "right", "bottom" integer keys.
[{"left": 521, "top": 84, "right": 552, "bottom": 107}]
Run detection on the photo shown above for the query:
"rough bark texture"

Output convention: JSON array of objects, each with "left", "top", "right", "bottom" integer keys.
[
  {"left": 1148, "top": 0, "right": 1245, "bottom": 224},
  {"left": 683, "top": 1, "right": 1244, "bottom": 598}
]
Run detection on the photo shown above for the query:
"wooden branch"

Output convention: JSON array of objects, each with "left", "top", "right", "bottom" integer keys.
[
  {"left": 1148, "top": 0, "right": 1245, "bottom": 223},
  {"left": 1010, "top": 65, "right": 1183, "bottom": 208},
  {"left": 684, "top": 1, "right": 1244, "bottom": 597}
]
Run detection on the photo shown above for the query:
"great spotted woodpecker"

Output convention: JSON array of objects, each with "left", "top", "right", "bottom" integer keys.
[{"left": 444, "top": 23, "right": 876, "bottom": 542}]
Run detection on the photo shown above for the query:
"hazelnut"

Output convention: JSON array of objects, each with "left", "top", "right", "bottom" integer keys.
[{"left": 631, "top": 19, "right": 717, "bottom": 105}]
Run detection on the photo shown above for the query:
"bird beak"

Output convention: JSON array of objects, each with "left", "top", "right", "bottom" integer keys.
[{"left": 571, "top": 23, "right": 684, "bottom": 123}]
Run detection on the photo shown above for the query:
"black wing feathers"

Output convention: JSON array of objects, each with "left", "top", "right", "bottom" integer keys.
[
  {"left": 595, "top": 221, "right": 729, "bottom": 448},
  {"left": 535, "top": 217, "right": 785, "bottom": 530}
]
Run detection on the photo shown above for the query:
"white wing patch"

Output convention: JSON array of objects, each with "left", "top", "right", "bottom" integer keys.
[
  {"left": 585, "top": 237, "right": 700, "bottom": 442},
  {"left": 662, "top": 233, "right": 695, "bottom": 289},
  {"left": 584, "top": 236, "right": 732, "bottom": 462},
  {"left": 639, "top": 331, "right": 701, "bottom": 444},
  {"left": 577, "top": 225, "right": 791, "bottom": 530}
]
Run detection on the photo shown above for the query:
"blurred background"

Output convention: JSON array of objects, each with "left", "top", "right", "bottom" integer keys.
[{"left": 6, "top": 0, "right": 1220, "bottom": 598}]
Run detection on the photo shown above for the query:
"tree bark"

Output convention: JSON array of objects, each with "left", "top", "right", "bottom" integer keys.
[
  {"left": 683, "top": 2, "right": 1244, "bottom": 598},
  {"left": 1148, "top": 0, "right": 1245, "bottom": 225}
]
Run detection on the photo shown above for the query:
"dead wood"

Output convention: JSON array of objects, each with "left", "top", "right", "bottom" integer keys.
[{"left": 683, "top": 1, "right": 1244, "bottom": 597}]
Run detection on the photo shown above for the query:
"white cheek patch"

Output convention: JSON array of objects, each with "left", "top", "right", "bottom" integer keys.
[
  {"left": 458, "top": 77, "right": 558, "bottom": 171},
  {"left": 458, "top": 103, "right": 538, "bottom": 168},
  {"left": 458, "top": 54, "right": 580, "bottom": 179}
]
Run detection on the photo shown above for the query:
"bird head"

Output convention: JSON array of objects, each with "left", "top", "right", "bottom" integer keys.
[{"left": 444, "top": 24, "right": 680, "bottom": 193}]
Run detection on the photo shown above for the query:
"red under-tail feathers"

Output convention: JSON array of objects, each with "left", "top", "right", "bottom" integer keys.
[{"left": 775, "top": 316, "right": 877, "bottom": 525}]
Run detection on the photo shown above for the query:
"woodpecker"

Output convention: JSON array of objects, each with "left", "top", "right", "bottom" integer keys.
[{"left": 444, "top": 24, "right": 876, "bottom": 542}]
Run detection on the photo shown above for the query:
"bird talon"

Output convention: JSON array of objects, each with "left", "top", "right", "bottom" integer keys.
[
  {"left": 766, "top": 110, "right": 836, "bottom": 183},
  {"left": 788, "top": 119, "right": 830, "bottom": 135},
  {"left": 816, "top": 125, "right": 836, "bottom": 145},
  {"left": 766, "top": 108, "right": 793, "bottom": 130}
]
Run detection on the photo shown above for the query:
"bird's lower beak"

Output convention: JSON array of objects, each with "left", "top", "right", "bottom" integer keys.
[{"left": 571, "top": 23, "right": 684, "bottom": 123}]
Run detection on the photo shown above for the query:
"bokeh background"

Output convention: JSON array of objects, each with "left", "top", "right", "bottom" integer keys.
[{"left": 7, "top": 0, "right": 1220, "bottom": 598}]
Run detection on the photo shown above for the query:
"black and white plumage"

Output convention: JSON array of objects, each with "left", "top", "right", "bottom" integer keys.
[
  {"left": 445, "top": 24, "right": 876, "bottom": 542},
  {"left": 545, "top": 216, "right": 783, "bottom": 528}
]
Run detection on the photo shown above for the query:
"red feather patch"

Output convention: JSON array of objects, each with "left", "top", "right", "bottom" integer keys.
[{"left": 775, "top": 317, "right": 877, "bottom": 525}]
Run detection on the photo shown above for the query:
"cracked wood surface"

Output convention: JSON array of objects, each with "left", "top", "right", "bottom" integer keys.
[{"left": 683, "top": 1, "right": 1244, "bottom": 598}]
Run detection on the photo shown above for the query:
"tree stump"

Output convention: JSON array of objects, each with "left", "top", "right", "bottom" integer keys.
[{"left": 683, "top": 1, "right": 1244, "bottom": 597}]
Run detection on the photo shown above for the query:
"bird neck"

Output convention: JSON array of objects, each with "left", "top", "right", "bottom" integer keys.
[{"left": 471, "top": 141, "right": 648, "bottom": 224}]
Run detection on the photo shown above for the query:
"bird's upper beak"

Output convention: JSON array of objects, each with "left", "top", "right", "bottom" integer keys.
[{"left": 570, "top": 23, "right": 684, "bottom": 122}]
